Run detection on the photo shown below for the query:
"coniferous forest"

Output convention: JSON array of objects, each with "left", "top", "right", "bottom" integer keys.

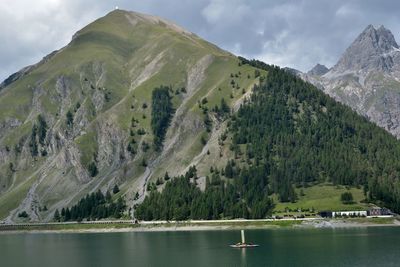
[
  {"left": 54, "top": 189, "right": 126, "bottom": 222},
  {"left": 151, "top": 86, "right": 174, "bottom": 151},
  {"left": 136, "top": 58, "right": 400, "bottom": 219},
  {"left": 135, "top": 166, "right": 274, "bottom": 220}
]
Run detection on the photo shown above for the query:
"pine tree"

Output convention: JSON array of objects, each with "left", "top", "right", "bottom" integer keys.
[
  {"left": 106, "top": 190, "right": 112, "bottom": 202},
  {"left": 113, "top": 184, "right": 120, "bottom": 194},
  {"left": 66, "top": 111, "right": 74, "bottom": 127},
  {"left": 65, "top": 208, "right": 71, "bottom": 221},
  {"left": 53, "top": 209, "right": 61, "bottom": 222},
  {"left": 88, "top": 162, "right": 98, "bottom": 177},
  {"left": 37, "top": 115, "right": 47, "bottom": 145},
  {"left": 164, "top": 172, "right": 170, "bottom": 181}
]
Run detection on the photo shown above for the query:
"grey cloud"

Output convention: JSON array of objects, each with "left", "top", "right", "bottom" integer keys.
[{"left": 1, "top": 0, "right": 400, "bottom": 81}]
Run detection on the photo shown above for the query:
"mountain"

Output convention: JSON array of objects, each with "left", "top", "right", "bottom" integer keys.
[
  {"left": 330, "top": 25, "right": 399, "bottom": 73},
  {"left": 307, "top": 64, "right": 329, "bottom": 76},
  {"left": 1, "top": 12, "right": 400, "bottom": 223},
  {"left": 283, "top": 67, "right": 302, "bottom": 76},
  {"left": 0, "top": 10, "right": 264, "bottom": 222},
  {"left": 310, "top": 25, "right": 400, "bottom": 137},
  {"left": 136, "top": 60, "right": 400, "bottom": 220}
]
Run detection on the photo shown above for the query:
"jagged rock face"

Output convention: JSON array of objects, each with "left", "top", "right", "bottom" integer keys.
[
  {"left": 329, "top": 25, "right": 400, "bottom": 74},
  {"left": 304, "top": 25, "right": 400, "bottom": 138},
  {"left": 307, "top": 64, "right": 329, "bottom": 76}
]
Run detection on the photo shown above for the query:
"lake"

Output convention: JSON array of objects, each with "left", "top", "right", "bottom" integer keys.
[{"left": 1, "top": 227, "right": 399, "bottom": 267}]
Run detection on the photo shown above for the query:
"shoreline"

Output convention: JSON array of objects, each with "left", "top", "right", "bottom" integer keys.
[{"left": 1, "top": 217, "right": 399, "bottom": 234}]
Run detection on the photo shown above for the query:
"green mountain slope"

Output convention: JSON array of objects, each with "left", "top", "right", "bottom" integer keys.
[
  {"left": 1, "top": 10, "right": 399, "bottom": 223},
  {"left": 0, "top": 10, "right": 263, "bottom": 222},
  {"left": 136, "top": 61, "right": 400, "bottom": 220}
]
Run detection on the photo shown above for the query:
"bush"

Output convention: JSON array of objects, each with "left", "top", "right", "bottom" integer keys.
[
  {"left": 18, "top": 211, "right": 29, "bottom": 218},
  {"left": 137, "top": 128, "right": 146, "bottom": 135},
  {"left": 88, "top": 162, "right": 98, "bottom": 177},
  {"left": 53, "top": 209, "right": 60, "bottom": 222},
  {"left": 141, "top": 141, "right": 150, "bottom": 152},
  {"left": 164, "top": 172, "right": 170, "bottom": 181},
  {"left": 341, "top": 192, "right": 354, "bottom": 204},
  {"left": 104, "top": 92, "right": 111, "bottom": 102},
  {"left": 66, "top": 111, "right": 74, "bottom": 127},
  {"left": 127, "top": 141, "right": 136, "bottom": 155},
  {"left": 141, "top": 158, "right": 147, "bottom": 167},
  {"left": 113, "top": 184, "right": 120, "bottom": 194},
  {"left": 200, "top": 135, "right": 207, "bottom": 146}
]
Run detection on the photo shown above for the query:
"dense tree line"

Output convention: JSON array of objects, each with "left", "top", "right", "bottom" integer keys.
[
  {"left": 135, "top": 167, "right": 274, "bottom": 220},
  {"left": 137, "top": 58, "right": 400, "bottom": 219},
  {"left": 151, "top": 86, "right": 174, "bottom": 150},
  {"left": 234, "top": 58, "right": 400, "bottom": 212},
  {"left": 212, "top": 98, "right": 230, "bottom": 119},
  {"left": 29, "top": 115, "right": 48, "bottom": 157},
  {"left": 53, "top": 189, "right": 126, "bottom": 222}
]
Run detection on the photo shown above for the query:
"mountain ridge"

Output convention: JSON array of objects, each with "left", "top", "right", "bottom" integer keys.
[
  {"left": 328, "top": 24, "right": 400, "bottom": 74},
  {"left": 298, "top": 24, "right": 400, "bottom": 138},
  {"left": 1, "top": 12, "right": 400, "bottom": 223},
  {"left": 307, "top": 64, "right": 329, "bottom": 76},
  {"left": 0, "top": 9, "right": 261, "bottom": 222}
]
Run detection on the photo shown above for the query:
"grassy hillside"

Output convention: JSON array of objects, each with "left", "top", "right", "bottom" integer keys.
[
  {"left": 1, "top": 10, "right": 399, "bottom": 223},
  {"left": 273, "top": 184, "right": 367, "bottom": 214},
  {"left": 0, "top": 10, "right": 263, "bottom": 222},
  {"left": 136, "top": 61, "right": 400, "bottom": 220}
]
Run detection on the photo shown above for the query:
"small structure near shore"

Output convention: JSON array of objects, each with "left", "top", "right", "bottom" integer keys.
[
  {"left": 319, "top": 207, "right": 393, "bottom": 218},
  {"left": 230, "top": 230, "right": 259, "bottom": 248},
  {"left": 319, "top": 211, "right": 333, "bottom": 218},
  {"left": 367, "top": 207, "right": 391, "bottom": 216},
  {"left": 333, "top": 210, "right": 367, "bottom": 217}
]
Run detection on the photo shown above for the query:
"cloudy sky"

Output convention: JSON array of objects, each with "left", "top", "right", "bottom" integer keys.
[{"left": 1, "top": 0, "right": 400, "bottom": 81}]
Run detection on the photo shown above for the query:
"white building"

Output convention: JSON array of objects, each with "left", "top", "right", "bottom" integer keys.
[{"left": 332, "top": 210, "right": 367, "bottom": 217}]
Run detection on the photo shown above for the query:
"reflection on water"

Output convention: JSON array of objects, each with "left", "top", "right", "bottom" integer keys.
[
  {"left": 0, "top": 227, "right": 399, "bottom": 267},
  {"left": 240, "top": 247, "right": 247, "bottom": 266}
]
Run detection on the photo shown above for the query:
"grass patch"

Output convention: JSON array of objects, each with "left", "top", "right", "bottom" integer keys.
[
  {"left": 273, "top": 184, "right": 368, "bottom": 214},
  {"left": 0, "top": 175, "right": 37, "bottom": 220},
  {"left": 75, "top": 131, "right": 98, "bottom": 167}
]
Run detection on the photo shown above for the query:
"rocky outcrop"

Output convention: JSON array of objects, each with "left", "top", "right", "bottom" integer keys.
[
  {"left": 0, "top": 118, "right": 21, "bottom": 139},
  {"left": 307, "top": 64, "right": 329, "bottom": 76},
  {"left": 329, "top": 25, "right": 399, "bottom": 74},
  {"left": 298, "top": 25, "right": 400, "bottom": 138}
]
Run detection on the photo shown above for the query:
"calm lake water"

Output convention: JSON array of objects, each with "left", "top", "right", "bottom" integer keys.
[{"left": 1, "top": 227, "right": 399, "bottom": 267}]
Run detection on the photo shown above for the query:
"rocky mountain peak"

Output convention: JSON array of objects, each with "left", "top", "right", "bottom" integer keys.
[
  {"left": 307, "top": 25, "right": 400, "bottom": 139},
  {"left": 355, "top": 24, "right": 398, "bottom": 51},
  {"left": 330, "top": 25, "right": 399, "bottom": 74},
  {"left": 307, "top": 63, "right": 329, "bottom": 76},
  {"left": 376, "top": 25, "right": 398, "bottom": 49}
]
